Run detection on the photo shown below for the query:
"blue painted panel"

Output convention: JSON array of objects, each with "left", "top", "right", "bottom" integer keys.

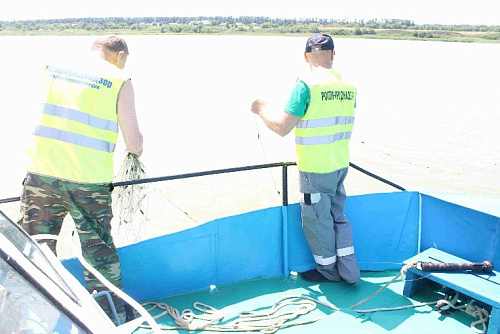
[
  {"left": 346, "top": 191, "right": 420, "bottom": 271},
  {"left": 60, "top": 258, "right": 85, "bottom": 286},
  {"left": 287, "top": 204, "right": 315, "bottom": 273},
  {"left": 422, "top": 191, "right": 500, "bottom": 218},
  {"left": 119, "top": 232, "right": 217, "bottom": 301},
  {"left": 119, "top": 206, "right": 283, "bottom": 301},
  {"left": 217, "top": 206, "right": 283, "bottom": 284},
  {"left": 287, "top": 192, "right": 421, "bottom": 272},
  {"left": 420, "top": 194, "right": 500, "bottom": 266},
  {"left": 62, "top": 223, "right": 219, "bottom": 301}
]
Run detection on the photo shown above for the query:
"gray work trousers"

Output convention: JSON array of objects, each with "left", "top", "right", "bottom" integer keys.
[{"left": 299, "top": 168, "right": 360, "bottom": 283}]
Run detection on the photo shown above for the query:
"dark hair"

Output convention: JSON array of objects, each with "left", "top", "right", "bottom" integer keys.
[{"left": 91, "top": 35, "right": 129, "bottom": 55}]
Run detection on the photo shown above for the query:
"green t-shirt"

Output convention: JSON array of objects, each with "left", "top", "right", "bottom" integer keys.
[
  {"left": 284, "top": 80, "right": 310, "bottom": 117},
  {"left": 284, "top": 78, "right": 357, "bottom": 117}
]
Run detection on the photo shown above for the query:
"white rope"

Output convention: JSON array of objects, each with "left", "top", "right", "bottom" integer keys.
[
  {"left": 138, "top": 295, "right": 338, "bottom": 333},
  {"left": 140, "top": 301, "right": 224, "bottom": 330},
  {"left": 400, "top": 261, "right": 417, "bottom": 281},
  {"left": 349, "top": 263, "right": 414, "bottom": 310},
  {"left": 435, "top": 291, "right": 465, "bottom": 312},
  {"left": 353, "top": 301, "right": 438, "bottom": 313},
  {"left": 435, "top": 296, "right": 489, "bottom": 334},
  {"left": 465, "top": 303, "right": 489, "bottom": 334}
]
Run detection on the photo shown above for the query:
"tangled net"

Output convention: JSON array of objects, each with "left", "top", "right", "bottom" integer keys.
[
  {"left": 112, "top": 153, "right": 149, "bottom": 245},
  {"left": 111, "top": 152, "right": 199, "bottom": 246}
]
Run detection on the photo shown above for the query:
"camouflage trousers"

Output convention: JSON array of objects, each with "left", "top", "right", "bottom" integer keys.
[{"left": 18, "top": 173, "right": 126, "bottom": 325}]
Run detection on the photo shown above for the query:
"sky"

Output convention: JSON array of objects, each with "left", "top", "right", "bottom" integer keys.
[{"left": 1, "top": 0, "right": 499, "bottom": 26}]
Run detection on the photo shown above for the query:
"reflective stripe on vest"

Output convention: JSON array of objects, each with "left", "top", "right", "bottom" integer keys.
[
  {"left": 297, "top": 115, "right": 354, "bottom": 129},
  {"left": 34, "top": 125, "right": 116, "bottom": 153},
  {"left": 295, "top": 69, "right": 356, "bottom": 173},
  {"left": 36, "top": 103, "right": 118, "bottom": 153},
  {"left": 43, "top": 103, "right": 119, "bottom": 133},
  {"left": 28, "top": 63, "right": 125, "bottom": 183},
  {"left": 295, "top": 131, "right": 351, "bottom": 146}
]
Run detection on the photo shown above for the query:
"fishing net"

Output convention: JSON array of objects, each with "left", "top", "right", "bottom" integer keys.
[
  {"left": 111, "top": 152, "right": 198, "bottom": 247},
  {"left": 112, "top": 153, "right": 149, "bottom": 245}
]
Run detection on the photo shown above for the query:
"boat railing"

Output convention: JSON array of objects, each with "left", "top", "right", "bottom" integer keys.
[{"left": 0, "top": 161, "right": 405, "bottom": 207}]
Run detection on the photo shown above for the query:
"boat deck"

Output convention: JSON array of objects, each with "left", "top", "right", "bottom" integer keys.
[{"left": 133, "top": 271, "right": 481, "bottom": 333}]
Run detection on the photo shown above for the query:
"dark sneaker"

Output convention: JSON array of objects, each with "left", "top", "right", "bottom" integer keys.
[{"left": 300, "top": 269, "right": 339, "bottom": 282}]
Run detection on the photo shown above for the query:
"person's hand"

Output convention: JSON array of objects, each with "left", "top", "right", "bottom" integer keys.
[{"left": 250, "top": 99, "right": 266, "bottom": 115}]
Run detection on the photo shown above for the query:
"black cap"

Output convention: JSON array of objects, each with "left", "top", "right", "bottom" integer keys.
[{"left": 305, "top": 34, "right": 334, "bottom": 53}]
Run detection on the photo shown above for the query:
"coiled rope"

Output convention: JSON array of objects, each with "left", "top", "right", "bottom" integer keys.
[
  {"left": 137, "top": 295, "right": 339, "bottom": 333},
  {"left": 434, "top": 292, "right": 489, "bottom": 334}
]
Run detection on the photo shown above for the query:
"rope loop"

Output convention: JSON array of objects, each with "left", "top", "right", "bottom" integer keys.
[
  {"left": 138, "top": 295, "right": 326, "bottom": 332},
  {"left": 465, "top": 302, "right": 489, "bottom": 334},
  {"left": 194, "top": 301, "right": 219, "bottom": 315},
  {"left": 436, "top": 291, "right": 464, "bottom": 312}
]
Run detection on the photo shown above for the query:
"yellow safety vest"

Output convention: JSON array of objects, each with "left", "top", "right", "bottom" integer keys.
[
  {"left": 27, "top": 61, "right": 127, "bottom": 183},
  {"left": 295, "top": 69, "right": 356, "bottom": 173}
]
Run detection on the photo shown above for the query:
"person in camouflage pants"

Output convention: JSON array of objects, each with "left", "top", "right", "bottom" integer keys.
[
  {"left": 18, "top": 36, "right": 144, "bottom": 325},
  {"left": 19, "top": 173, "right": 125, "bottom": 324}
]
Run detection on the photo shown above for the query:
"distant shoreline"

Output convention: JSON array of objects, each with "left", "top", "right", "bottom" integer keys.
[
  {"left": 1, "top": 17, "right": 499, "bottom": 43},
  {"left": 2, "top": 29, "right": 499, "bottom": 44}
]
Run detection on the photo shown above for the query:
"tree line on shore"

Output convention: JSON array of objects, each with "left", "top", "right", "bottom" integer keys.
[{"left": 1, "top": 16, "right": 499, "bottom": 42}]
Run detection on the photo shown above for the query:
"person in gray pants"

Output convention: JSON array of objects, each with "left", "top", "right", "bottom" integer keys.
[{"left": 250, "top": 33, "right": 360, "bottom": 283}]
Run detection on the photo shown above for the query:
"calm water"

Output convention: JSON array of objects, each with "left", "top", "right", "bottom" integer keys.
[{"left": 0, "top": 35, "right": 499, "bottom": 242}]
